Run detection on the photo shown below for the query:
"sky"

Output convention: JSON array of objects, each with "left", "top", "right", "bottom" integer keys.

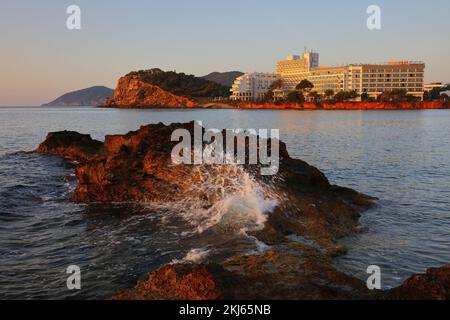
[{"left": 1, "top": 0, "right": 449, "bottom": 106}]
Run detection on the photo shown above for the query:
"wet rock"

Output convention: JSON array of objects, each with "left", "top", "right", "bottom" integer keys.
[
  {"left": 111, "top": 264, "right": 227, "bottom": 300},
  {"left": 36, "top": 131, "right": 104, "bottom": 162},
  {"left": 112, "top": 254, "right": 450, "bottom": 300},
  {"left": 35, "top": 122, "right": 372, "bottom": 251},
  {"left": 36, "top": 122, "right": 402, "bottom": 300},
  {"left": 112, "top": 250, "right": 379, "bottom": 300},
  {"left": 386, "top": 265, "right": 450, "bottom": 300}
]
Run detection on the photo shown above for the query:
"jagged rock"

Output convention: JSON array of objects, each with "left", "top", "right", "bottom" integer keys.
[
  {"left": 35, "top": 122, "right": 373, "bottom": 253},
  {"left": 35, "top": 122, "right": 450, "bottom": 301},
  {"left": 386, "top": 265, "right": 450, "bottom": 300},
  {"left": 111, "top": 251, "right": 379, "bottom": 300},
  {"left": 36, "top": 131, "right": 104, "bottom": 162},
  {"left": 112, "top": 254, "right": 450, "bottom": 300},
  {"left": 112, "top": 264, "right": 226, "bottom": 300}
]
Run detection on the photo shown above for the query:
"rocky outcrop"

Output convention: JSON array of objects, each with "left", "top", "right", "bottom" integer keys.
[
  {"left": 102, "top": 75, "right": 196, "bottom": 108},
  {"left": 112, "top": 264, "right": 227, "bottom": 300},
  {"left": 35, "top": 122, "right": 448, "bottom": 300},
  {"left": 36, "top": 131, "right": 104, "bottom": 162},
  {"left": 36, "top": 122, "right": 373, "bottom": 254},
  {"left": 386, "top": 265, "right": 450, "bottom": 300},
  {"left": 112, "top": 251, "right": 379, "bottom": 300},
  {"left": 113, "top": 257, "right": 450, "bottom": 300}
]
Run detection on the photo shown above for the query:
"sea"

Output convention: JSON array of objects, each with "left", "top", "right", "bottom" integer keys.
[{"left": 0, "top": 107, "right": 449, "bottom": 299}]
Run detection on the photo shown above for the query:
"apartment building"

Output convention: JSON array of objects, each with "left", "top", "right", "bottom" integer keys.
[
  {"left": 348, "top": 61, "right": 425, "bottom": 99},
  {"left": 230, "top": 73, "right": 280, "bottom": 101},
  {"left": 276, "top": 52, "right": 425, "bottom": 100},
  {"left": 307, "top": 66, "right": 349, "bottom": 93}
]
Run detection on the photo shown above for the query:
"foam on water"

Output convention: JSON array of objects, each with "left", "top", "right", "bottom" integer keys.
[
  {"left": 171, "top": 248, "right": 212, "bottom": 264},
  {"left": 173, "top": 165, "right": 278, "bottom": 235}
]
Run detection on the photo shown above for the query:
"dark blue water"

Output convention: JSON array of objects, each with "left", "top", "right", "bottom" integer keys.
[{"left": 0, "top": 107, "right": 449, "bottom": 298}]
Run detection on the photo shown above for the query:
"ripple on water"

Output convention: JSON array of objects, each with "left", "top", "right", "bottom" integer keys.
[{"left": 0, "top": 108, "right": 450, "bottom": 297}]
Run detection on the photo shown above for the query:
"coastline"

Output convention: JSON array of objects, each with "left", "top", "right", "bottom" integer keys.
[
  {"left": 203, "top": 101, "right": 450, "bottom": 110},
  {"left": 99, "top": 101, "right": 450, "bottom": 110}
]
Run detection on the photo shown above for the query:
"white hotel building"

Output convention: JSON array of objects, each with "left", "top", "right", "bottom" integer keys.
[
  {"left": 277, "top": 52, "right": 425, "bottom": 100},
  {"left": 230, "top": 51, "right": 426, "bottom": 101},
  {"left": 230, "top": 73, "right": 280, "bottom": 101}
]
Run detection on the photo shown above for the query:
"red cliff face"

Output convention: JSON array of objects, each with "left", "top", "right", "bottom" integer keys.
[{"left": 102, "top": 75, "right": 196, "bottom": 108}]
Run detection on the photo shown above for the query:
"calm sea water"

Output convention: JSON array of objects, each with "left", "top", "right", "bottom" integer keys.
[{"left": 0, "top": 107, "right": 449, "bottom": 299}]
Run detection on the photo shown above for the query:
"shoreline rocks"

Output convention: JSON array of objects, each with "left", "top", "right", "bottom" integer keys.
[
  {"left": 111, "top": 260, "right": 450, "bottom": 300},
  {"left": 35, "top": 122, "right": 449, "bottom": 300},
  {"left": 36, "top": 122, "right": 373, "bottom": 252},
  {"left": 386, "top": 265, "right": 450, "bottom": 300}
]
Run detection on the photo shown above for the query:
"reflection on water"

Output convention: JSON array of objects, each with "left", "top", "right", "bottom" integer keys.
[{"left": 0, "top": 107, "right": 449, "bottom": 298}]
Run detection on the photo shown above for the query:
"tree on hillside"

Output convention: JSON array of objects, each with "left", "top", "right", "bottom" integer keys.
[{"left": 126, "top": 68, "right": 230, "bottom": 98}]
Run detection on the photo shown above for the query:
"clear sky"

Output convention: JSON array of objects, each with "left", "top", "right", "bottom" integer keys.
[{"left": 1, "top": 0, "right": 449, "bottom": 106}]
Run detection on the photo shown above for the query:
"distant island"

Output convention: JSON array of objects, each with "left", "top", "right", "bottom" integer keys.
[{"left": 42, "top": 86, "right": 114, "bottom": 107}]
